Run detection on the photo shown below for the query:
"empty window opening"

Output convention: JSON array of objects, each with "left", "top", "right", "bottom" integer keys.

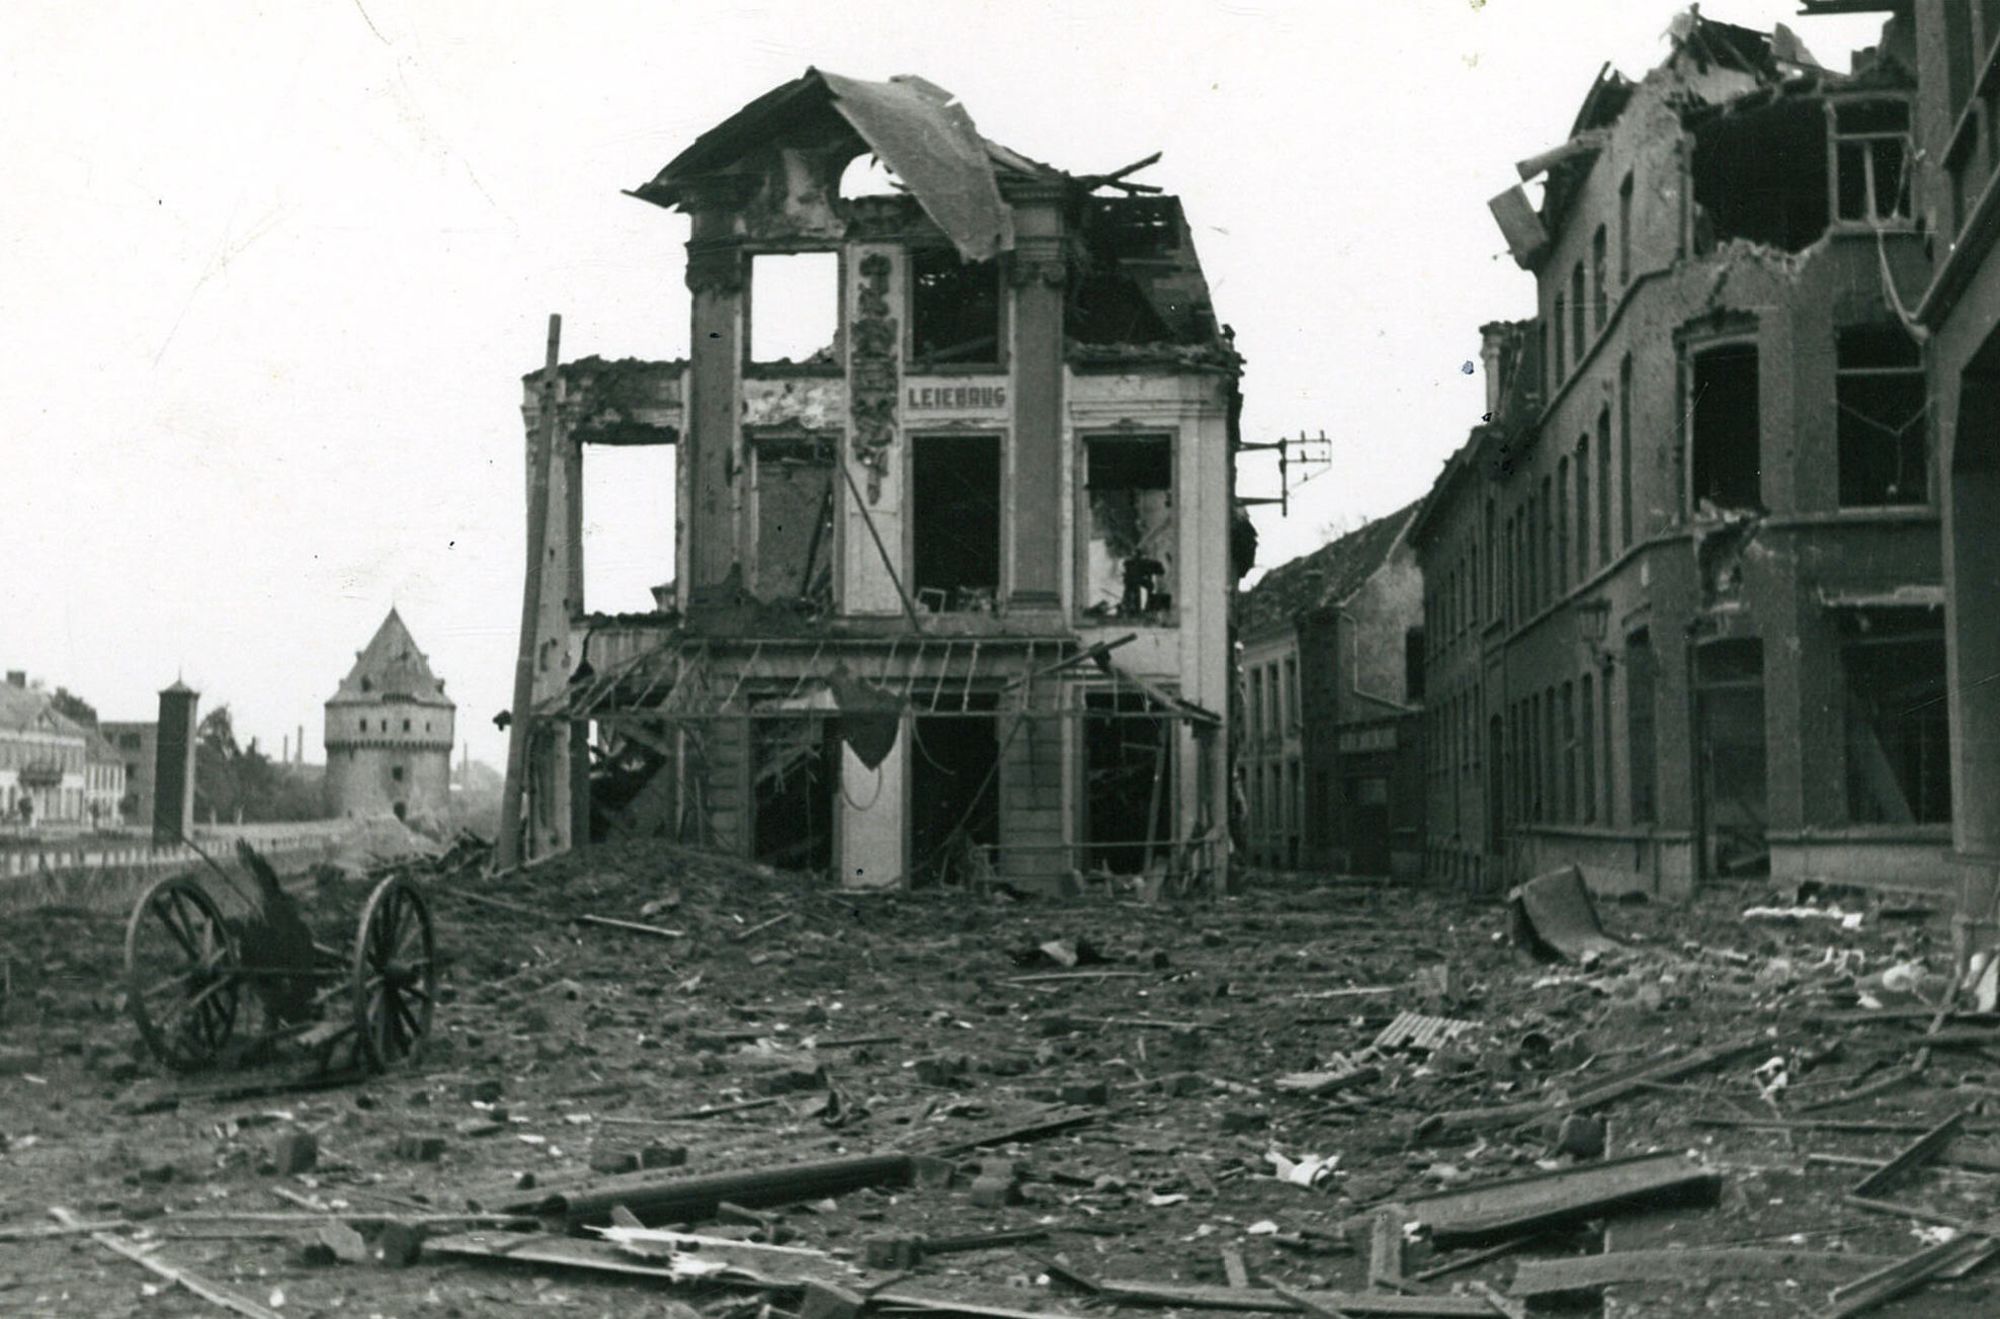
[
  {"left": 1837, "top": 325, "right": 1928, "bottom": 507},
  {"left": 1570, "top": 263, "right": 1586, "bottom": 362},
  {"left": 1618, "top": 171, "right": 1634, "bottom": 284},
  {"left": 1591, "top": 226, "right": 1608, "bottom": 330},
  {"left": 1834, "top": 99, "right": 1912, "bottom": 223},
  {"left": 910, "top": 693, "right": 1000, "bottom": 888},
  {"left": 1083, "top": 691, "right": 1175, "bottom": 875},
  {"left": 393, "top": 801, "right": 406, "bottom": 821},
  {"left": 1082, "top": 435, "right": 1176, "bottom": 618},
  {"left": 910, "top": 248, "right": 1001, "bottom": 366},
  {"left": 1072, "top": 198, "right": 1188, "bottom": 346},
  {"left": 1842, "top": 612, "right": 1951, "bottom": 824},
  {"left": 748, "top": 252, "right": 839, "bottom": 367},
  {"left": 1690, "top": 343, "right": 1761, "bottom": 512},
  {"left": 752, "top": 434, "right": 837, "bottom": 604},
  {"left": 1627, "top": 629, "right": 1657, "bottom": 824},
  {"left": 391, "top": 765, "right": 404, "bottom": 782},
  {"left": 752, "top": 715, "right": 838, "bottom": 872},
  {"left": 1691, "top": 98, "right": 1827, "bottom": 253},
  {"left": 912, "top": 433, "right": 1001, "bottom": 612},
  {"left": 402, "top": 719, "right": 411, "bottom": 732},
  {"left": 583, "top": 444, "right": 677, "bottom": 613}
]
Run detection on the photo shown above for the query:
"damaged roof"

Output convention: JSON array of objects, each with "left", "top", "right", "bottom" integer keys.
[
  {"left": 1238, "top": 503, "right": 1419, "bottom": 637},
  {"left": 633, "top": 68, "right": 1059, "bottom": 263}
]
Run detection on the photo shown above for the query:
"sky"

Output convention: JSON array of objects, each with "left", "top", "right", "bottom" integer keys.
[{"left": 0, "top": 0, "right": 1891, "bottom": 770}]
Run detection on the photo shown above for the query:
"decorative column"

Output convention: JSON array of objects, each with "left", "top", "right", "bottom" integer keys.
[{"left": 1006, "top": 182, "right": 1069, "bottom": 614}]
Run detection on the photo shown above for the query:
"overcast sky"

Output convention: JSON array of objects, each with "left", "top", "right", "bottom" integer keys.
[{"left": 1, "top": 0, "right": 1888, "bottom": 769}]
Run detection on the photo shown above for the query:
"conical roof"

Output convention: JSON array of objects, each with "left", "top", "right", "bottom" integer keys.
[{"left": 327, "top": 609, "right": 453, "bottom": 709}]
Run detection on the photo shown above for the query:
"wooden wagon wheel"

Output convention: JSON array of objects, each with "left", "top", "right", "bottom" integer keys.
[
  {"left": 124, "top": 874, "right": 242, "bottom": 1072},
  {"left": 352, "top": 876, "right": 436, "bottom": 1071}
]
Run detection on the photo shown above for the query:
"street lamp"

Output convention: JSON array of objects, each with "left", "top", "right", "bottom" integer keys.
[{"left": 1577, "top": 598, "right": 1612, "bottom": 663}]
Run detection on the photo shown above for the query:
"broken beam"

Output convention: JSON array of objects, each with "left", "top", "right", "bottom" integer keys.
[
  {"left": 50, "top": 1207, "right": 284, "bottom": 1319},
  {"left": 1851, "top": 1109, "right": 1968, "bottom": 1198},
  {"left": 499, "top": 1152, "right": 913, "bottom": 1228},
  {"left": 1404, "top": 1151, "right": 1720, "bottom": 1248}
]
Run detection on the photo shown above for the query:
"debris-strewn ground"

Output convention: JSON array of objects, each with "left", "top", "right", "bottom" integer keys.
[{"left": 2, "top": 847, "right": 1995, "bottom": 1317}]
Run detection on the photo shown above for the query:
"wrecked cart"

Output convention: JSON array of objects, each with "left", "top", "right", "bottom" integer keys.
[{"left": 122, "top": 840, "right": 438, "bottom": 1073}]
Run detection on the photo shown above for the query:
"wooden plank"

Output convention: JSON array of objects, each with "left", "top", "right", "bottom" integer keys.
[
  {"left": 1221, "top": 1244, "right": 1250, "bottom": 1289},
  {"left": 1509, "top": 1248, "right": 1895, "bottom": 1297},
  {"left": 50, "top": 1207, "right": 283, "bottom": 1319},
  {"left": 1825, "top": 1235, "right": 1994, "bottom": 1316},
  {"left": 1402, "top": 1152, "right": 1720, "bottom": 1248},
  {"left": 1851, "top": 1109, "right": 1967, "bottom": 1198},
  {"left": 1093, "top": 1279, "right": 1492, "bottom": 1316},
  {"left": 499, "top": 1152, "right": 913, "bottom": 1227}
]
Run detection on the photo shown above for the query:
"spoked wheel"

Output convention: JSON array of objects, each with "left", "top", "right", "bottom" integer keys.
[
  {"left": 125, "top": 874, "right": 242, "bottom": 1071},
  {"left": 353, "top": 876, "right": 436, "bottom": 1071}
]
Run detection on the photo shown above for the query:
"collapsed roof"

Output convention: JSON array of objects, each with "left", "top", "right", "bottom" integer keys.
[
  {"left": 1238, "top": 503, "right": 1420, "bottom": 636},
  {"left": 632, "top": 68, "right": 1061, "bottom": 263}
]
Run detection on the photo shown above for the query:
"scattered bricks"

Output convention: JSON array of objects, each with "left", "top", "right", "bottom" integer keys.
[
  {"left": 395, "top": 1135, "right": 447, "bottom": 1162},
  {"left": 915, "top": 1054, "right": 970, "bottom": 1086},
  {"left": 1155, "top": 1072, "right": 1205, "bottom": 1097},
  {"left": 458, "top": 1079, "right": 504, "bottom": 1104},
  {"left": 374, "top": 1221, "right": 427, "bottom": 1268},
  {"left": 316, "top": 1220, "right": 370, "bottom": 1264},
  {"left": 1060, "top": 1080, "right": 1110, "bottom": 1106},
  {"left": 590, "top": 1148, "right": 642, "bottom": 1175},
  {"left": 863, "top": 1234, "right": 925, "bottom": 1270},
  {"left": 1555, "top": 1113, "right": 1606, "bottom": 1161},
  {"left": 755, "top": 1065, "right": 828, "bottom": 1096},
  {"left": 641, "top": 1143, "right": 689, "bottom": 1170},
  {"left": 800, "top": 1280, "right": 867, "bottom": 1319},
  {"left": 269, "top": 1131, "right": 319, "bottom": 1176},
  {"left": 910, "top": 1155, "right": 958, "bottom": 1189},
  {"left": 1220, "top": 1110, "right": 1268, "bottom": 1134},
  {"left": 969, "top": 1175, "right": 1024, "bottom": 1207}
]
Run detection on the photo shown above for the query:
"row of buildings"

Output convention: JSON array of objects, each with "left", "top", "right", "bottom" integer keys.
[{"left": 1245, "top": 5, "right": 1997, "bottom": 913}]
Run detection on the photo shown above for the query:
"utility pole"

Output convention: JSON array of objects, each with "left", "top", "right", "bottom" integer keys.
[{"left": 1236, "top": 429, "right": 1333, "bottom": 516}]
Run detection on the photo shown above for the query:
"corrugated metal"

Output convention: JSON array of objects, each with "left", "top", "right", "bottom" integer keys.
[{"left": 1374, "top": 1009, "right": 1476, "bottom": 1052}]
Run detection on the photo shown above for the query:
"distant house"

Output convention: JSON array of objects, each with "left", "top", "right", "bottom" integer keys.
[
  {"left": 99, "top": 720, "right": 158, "bottom": 825},
  {"left": 1, "top": 671, "right": 90, "bottom": 826},
  {"left": 1236, "top": 505, "right": 1423, "bottom": 875}
]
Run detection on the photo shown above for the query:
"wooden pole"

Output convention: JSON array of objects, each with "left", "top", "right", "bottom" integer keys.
[{"left": 497, "top": 314, "right": 563, "bottom": 870}]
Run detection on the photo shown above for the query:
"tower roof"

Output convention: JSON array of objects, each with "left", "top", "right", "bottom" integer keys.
[{"left": 328, "top": 609, "right": 453, "bottom": 709}]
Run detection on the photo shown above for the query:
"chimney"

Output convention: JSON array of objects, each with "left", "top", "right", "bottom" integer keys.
[
  {"left": 5, "top": 670, "right": 24, "bottom": 688},
  {"left": 297, "top": 724, "right": 305, "bottom": 764},
  {"left": 282, "top": 733, "right": 290, "bottom": 764},
  {"left": 1478, "top": 322, "right": 1511, "bottom": 418}
]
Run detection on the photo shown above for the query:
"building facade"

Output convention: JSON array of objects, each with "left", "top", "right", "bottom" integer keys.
[
  {"left": 100, "top": 720, "right": 158, "bottom": 825},
  {"left": 324, "top": 610, "right": 456, "bottom": 824},
  {"left": 505, "top": 70, "right": 1243, "bottom": 892},
  {"left": 1414, "top": 12, "right": 1947, "bottom": 898},
  {"left": 1, "top": 673, "right": 89, "bottom": 826},
  {"left": 1883, "top": 0, "right": 2000, "bottom": 934},
  {"left": 1238, "top": 507, "right": 1423, "bottom": 874}
]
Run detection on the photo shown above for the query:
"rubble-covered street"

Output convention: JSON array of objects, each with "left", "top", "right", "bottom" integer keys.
[{"left": 4, "top": 853, "right": 1997, "bottom": 1317}]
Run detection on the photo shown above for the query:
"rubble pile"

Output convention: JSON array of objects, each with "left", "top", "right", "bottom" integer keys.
[{"left": 1, "top": 854, "right": 1996, "bottom": 1316}]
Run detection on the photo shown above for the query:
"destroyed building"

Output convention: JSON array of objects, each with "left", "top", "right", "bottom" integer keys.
[
  {"left": 323, "top": 609, "right": 456, "bottom": 824},
  {"left": 1887, "top": 0, "right": 2000, "bottom": 940},
  {"left": 1412, "top": 11, "right": 1944, "bottom": 897},
  {"left": 1237, "top": 505, "right": 1423, "bottom": 876},
  {"left": 505, "top": 70, "right": 1243, "bottom": 892}
]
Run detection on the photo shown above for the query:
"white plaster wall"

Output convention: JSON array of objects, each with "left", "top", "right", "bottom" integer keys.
[{"left": 840, "top": 730, "right": 906, "bottom": 888}]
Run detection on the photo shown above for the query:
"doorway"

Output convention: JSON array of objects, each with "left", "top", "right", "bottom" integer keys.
[
  {"left": 910, "top": 694, "right": 1000, "bottom": 886},
  {"left": 1694, "top": 637, "right": 1768, "bottom": 878}
]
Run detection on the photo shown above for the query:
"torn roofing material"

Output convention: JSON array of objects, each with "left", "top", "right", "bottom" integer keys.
[{"left": 633, "top": 68, "right": 1022, "bottom": 263}]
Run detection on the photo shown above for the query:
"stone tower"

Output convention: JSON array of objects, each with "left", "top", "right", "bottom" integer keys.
[
  {"left": 324, "top": 609, "right": 455, "bottom": 824},
  {"left": 153, "top": 679, "right": 199, "bottom": 844}
]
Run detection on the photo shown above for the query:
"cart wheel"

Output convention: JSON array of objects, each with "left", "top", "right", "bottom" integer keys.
[
  {"left": 124, "top": 874, "right": 241, "bottom": 1072},
  {"left": 353, "top": 876, "right": 436, "bottom": 1071}
]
